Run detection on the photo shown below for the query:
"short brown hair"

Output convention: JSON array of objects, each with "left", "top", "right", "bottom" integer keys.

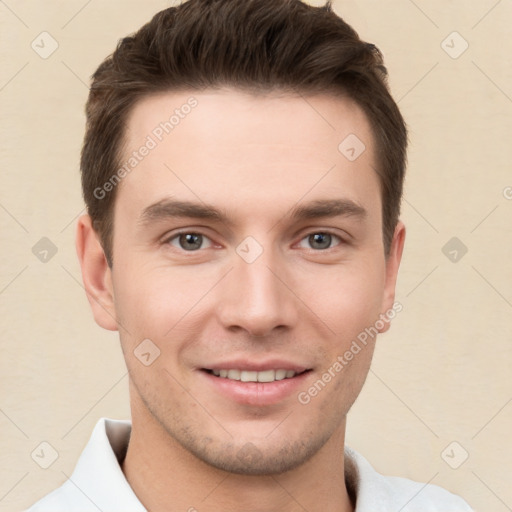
[{"left": 81, "top": 0, "right": 407, "bottom": 266}]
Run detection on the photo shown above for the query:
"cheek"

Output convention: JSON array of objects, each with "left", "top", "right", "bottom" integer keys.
[
  {"left": 299, "top": 258, "right": 386, "bottom": 338},
  {"left": 112, "top": 262, "right": 222, "bottom": 345},
  {"left": 113, "top": 270, "right": 198, "bottom": 387},
  {"left": 112, "top": 266, "right": 179, "bottom": 337}
]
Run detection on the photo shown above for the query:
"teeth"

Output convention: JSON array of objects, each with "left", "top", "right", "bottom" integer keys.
[
  {"left": 257, "top": 370, "right": 275, "bottom": 383},
  {"left": 227, "top": 369, "right": 241, "bottom": 380},
  {"left": 211, "top": 369, "right": 298, "bottom": 382},
  {"left": 240, "top": 370, "right": 257, "bottom": 382},
  {"left": 275, "top": 369, "right": 287, "bottom": 380}
]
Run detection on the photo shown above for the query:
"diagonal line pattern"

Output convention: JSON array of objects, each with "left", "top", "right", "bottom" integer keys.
[
  {"left": 296, "top": 90, "right": 336, "bottom": 130},
  {"left": 398, "top": 62, "right": 439, "bottom": 104},
  {"left": 405, "top": 0, "right": 439, "bottom": 28},
  {"left": 164, "top": 267, "right": 233, "bottom": 336},
  {"left": 60, "top": 265, "right": 133, "bottom": 334},
  {"left": 472, "top": 471, "right": 512, "bottom": 511},
  {"left": 61, "top": 207, "right": 87, "bottom": 233},
  {"left": 370, "top": 369, "right": 439, "bottom": 438},
  {"left": 470, "top": 205, "right": 499, "bottom": 233},
  {"left": 403, "top": 198, "right": 439, "bottom": 233},
  {"left": 61, "top": 372, "right": 128, "bottom": 439},
  {"left": 0, "top": 265, "right": 28, "bottom": 295},
  {"left": 200, "top": 473, "right": 231, "bottom": 503},
  {"left": 0, "top": 408, "right": 29, "bottom": 438},
  {"left": 406, "top": 265, "right": 438, "bottom": 297},
  {"left": 163, "top": 368, "right": 233, "bottom": 438},
  {"left": 0, "top": 0, "right": 29, "bottom": 28},
  {"left": 0, "top": 472, "right": 29, "bottom": 502},
  {"left": 472, "top": 396, "right": 512, "bottom": 439},
  {"left": 0, "top": 62, "right": 29, "bottom": 92},
  {"left": 164, "top": 163, "right": 235, "bottom": 238},
  {"left": 472, "top": 61, "right": 512, "bottom": 104},
  {"left": 270, "top": 476, "right": 311, "bottom": 512},
  {"left": 61, "top": 61, "right": 89, "bottom": 89},
  {"left": 62, "top": 471, "right": 104, "bottom": 511},
  {"left": 397, "top": 472, "right": 440, "bottom": 511},
  {"left": 265, "top": 410, "right": 294, "bottom": 438},
  {"left": 472, "top": 266, "right": 512, "bottom": 308},
  {"left": 164, "top": 164, "right": 202, "bottom": 201},
  {"left": 267, "top": 164, "right": 337, "bottom": 234},
  {"left": 163, "top": 164, "right": 217, "bottom": 210},
  {"left": 266, "top": 266, "right": 337, "bottom": 335},
  {"left": 61, "top": 0, "right": 94, "bottom": 29},
  {"left": 472, "top": 0, "right": 502, "bottom": 29},
  {"left": 0, "top": 202, "right": 29, "bottom": 232}
]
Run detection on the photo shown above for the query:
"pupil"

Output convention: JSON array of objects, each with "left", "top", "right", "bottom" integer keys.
[
  {"left": 310, "top": 233, "right": 331, "bottom": 249},
  {"left": 180, "top": 233, "right": 202, "bottom": 250}
]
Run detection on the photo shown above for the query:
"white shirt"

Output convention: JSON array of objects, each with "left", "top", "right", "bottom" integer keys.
[{"left": 26, "top": 417, "right": 473, "bottom": 511}]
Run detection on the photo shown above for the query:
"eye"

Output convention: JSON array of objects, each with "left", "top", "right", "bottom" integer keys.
[
  {"left": 298, "top": 232, "right": 342, "bottom": 250},
  {"left": 167, "top": 232, "right": 213, "bottom": 251}
]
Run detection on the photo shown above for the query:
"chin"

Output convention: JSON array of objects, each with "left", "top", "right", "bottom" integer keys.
[{"left": 173, "top": 428, "right": 333, "bottom": 476}]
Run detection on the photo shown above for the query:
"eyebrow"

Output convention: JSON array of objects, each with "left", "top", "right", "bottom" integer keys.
[
  {"left": 138, "top": 197, "right": 367, "bottom": 227},
  {"left": 288, "top": 198, "right": 367, "bottom": 222},
  {"left": 139, "top": 198, "right": 230, "bottom": 226}
]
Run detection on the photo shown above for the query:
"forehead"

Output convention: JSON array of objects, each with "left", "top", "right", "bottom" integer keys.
[{"left": 117, "top": 89, "right": 379, "bottom": 223}]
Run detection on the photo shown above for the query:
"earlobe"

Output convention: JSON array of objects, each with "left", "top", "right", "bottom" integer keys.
[
  {"left": 76, "top": 215, "right": 118, "bottom": 331},
  {"left": 378, "top": 220, "right": 406, "bottom": 334}
]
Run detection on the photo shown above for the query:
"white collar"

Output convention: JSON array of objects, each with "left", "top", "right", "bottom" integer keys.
[
  {"left": 68, "top": 417, "right": 145, "bottom": 511},
  {"left": 44, "top": 417, "right": 470, "bottom": 512}
]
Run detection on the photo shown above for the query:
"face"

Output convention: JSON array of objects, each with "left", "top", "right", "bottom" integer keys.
[{"left": 84, "top": 89, "right": 404, "bottom": 475}]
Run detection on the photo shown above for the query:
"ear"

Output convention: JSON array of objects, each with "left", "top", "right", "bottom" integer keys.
[
  {"left": 378, "top": 220, "right": 406, "bottom": 333},
  {"left": 76, "top": 215, "right": 118, "bottom": 331}
]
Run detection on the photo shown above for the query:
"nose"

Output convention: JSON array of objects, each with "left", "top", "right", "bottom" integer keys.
[{"left": 216, "top": 245, "right": 299, "bottom": 338}]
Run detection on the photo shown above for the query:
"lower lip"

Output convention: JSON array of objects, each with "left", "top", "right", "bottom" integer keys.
[{"left": 199, "top": 370, "right": 311, "bottom": 406}]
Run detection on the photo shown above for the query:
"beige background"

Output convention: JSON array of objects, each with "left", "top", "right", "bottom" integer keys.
[{"left": 1, "top": 1, "right": 511, "bottom": 511}]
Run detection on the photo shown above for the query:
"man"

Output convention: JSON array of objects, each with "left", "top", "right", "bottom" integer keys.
[{"left": 27, "top": 0, "right": 473, "bottom": 510}]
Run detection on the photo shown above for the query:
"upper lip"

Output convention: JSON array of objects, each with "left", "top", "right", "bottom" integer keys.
[{"left": 201, "top": 359, "right": 310, "bottom": 373}]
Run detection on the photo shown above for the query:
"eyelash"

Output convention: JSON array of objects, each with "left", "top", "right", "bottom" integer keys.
[
  {"left": 163, "top": 230, "right": 345, "bottom": 252},
  {"left": 297, "top": 232, "right": 344, "bottom": 250},
  {"left": 165, "top": 231, "right": 215, "bottom": 251}
]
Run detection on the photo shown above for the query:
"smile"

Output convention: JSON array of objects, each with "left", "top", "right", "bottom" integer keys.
[
  {"left": 199, "top": 365, "right": 312, "bottom": 405},
  {"left": 207, "top": 369, "right": 300, "bottom": 382}
]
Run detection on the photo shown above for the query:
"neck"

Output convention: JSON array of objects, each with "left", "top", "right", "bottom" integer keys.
[{"left": 121, "top": 387, "right": 354, "bottom": 512}]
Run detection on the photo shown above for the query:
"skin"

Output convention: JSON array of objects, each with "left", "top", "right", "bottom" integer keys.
[{"left": 76, "top": 89, "right": 405, "bottom": 512}]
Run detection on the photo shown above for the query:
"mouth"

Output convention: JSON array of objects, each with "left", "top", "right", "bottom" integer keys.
[
  {"left": 197, "top": 357, "right": 315, "bottom": 407},
  {"left": 202, "top": 368, "right": 310, "bottom": 383},
  {"left": 199, "top": 365, "right": 313, "bottom": 406}
]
